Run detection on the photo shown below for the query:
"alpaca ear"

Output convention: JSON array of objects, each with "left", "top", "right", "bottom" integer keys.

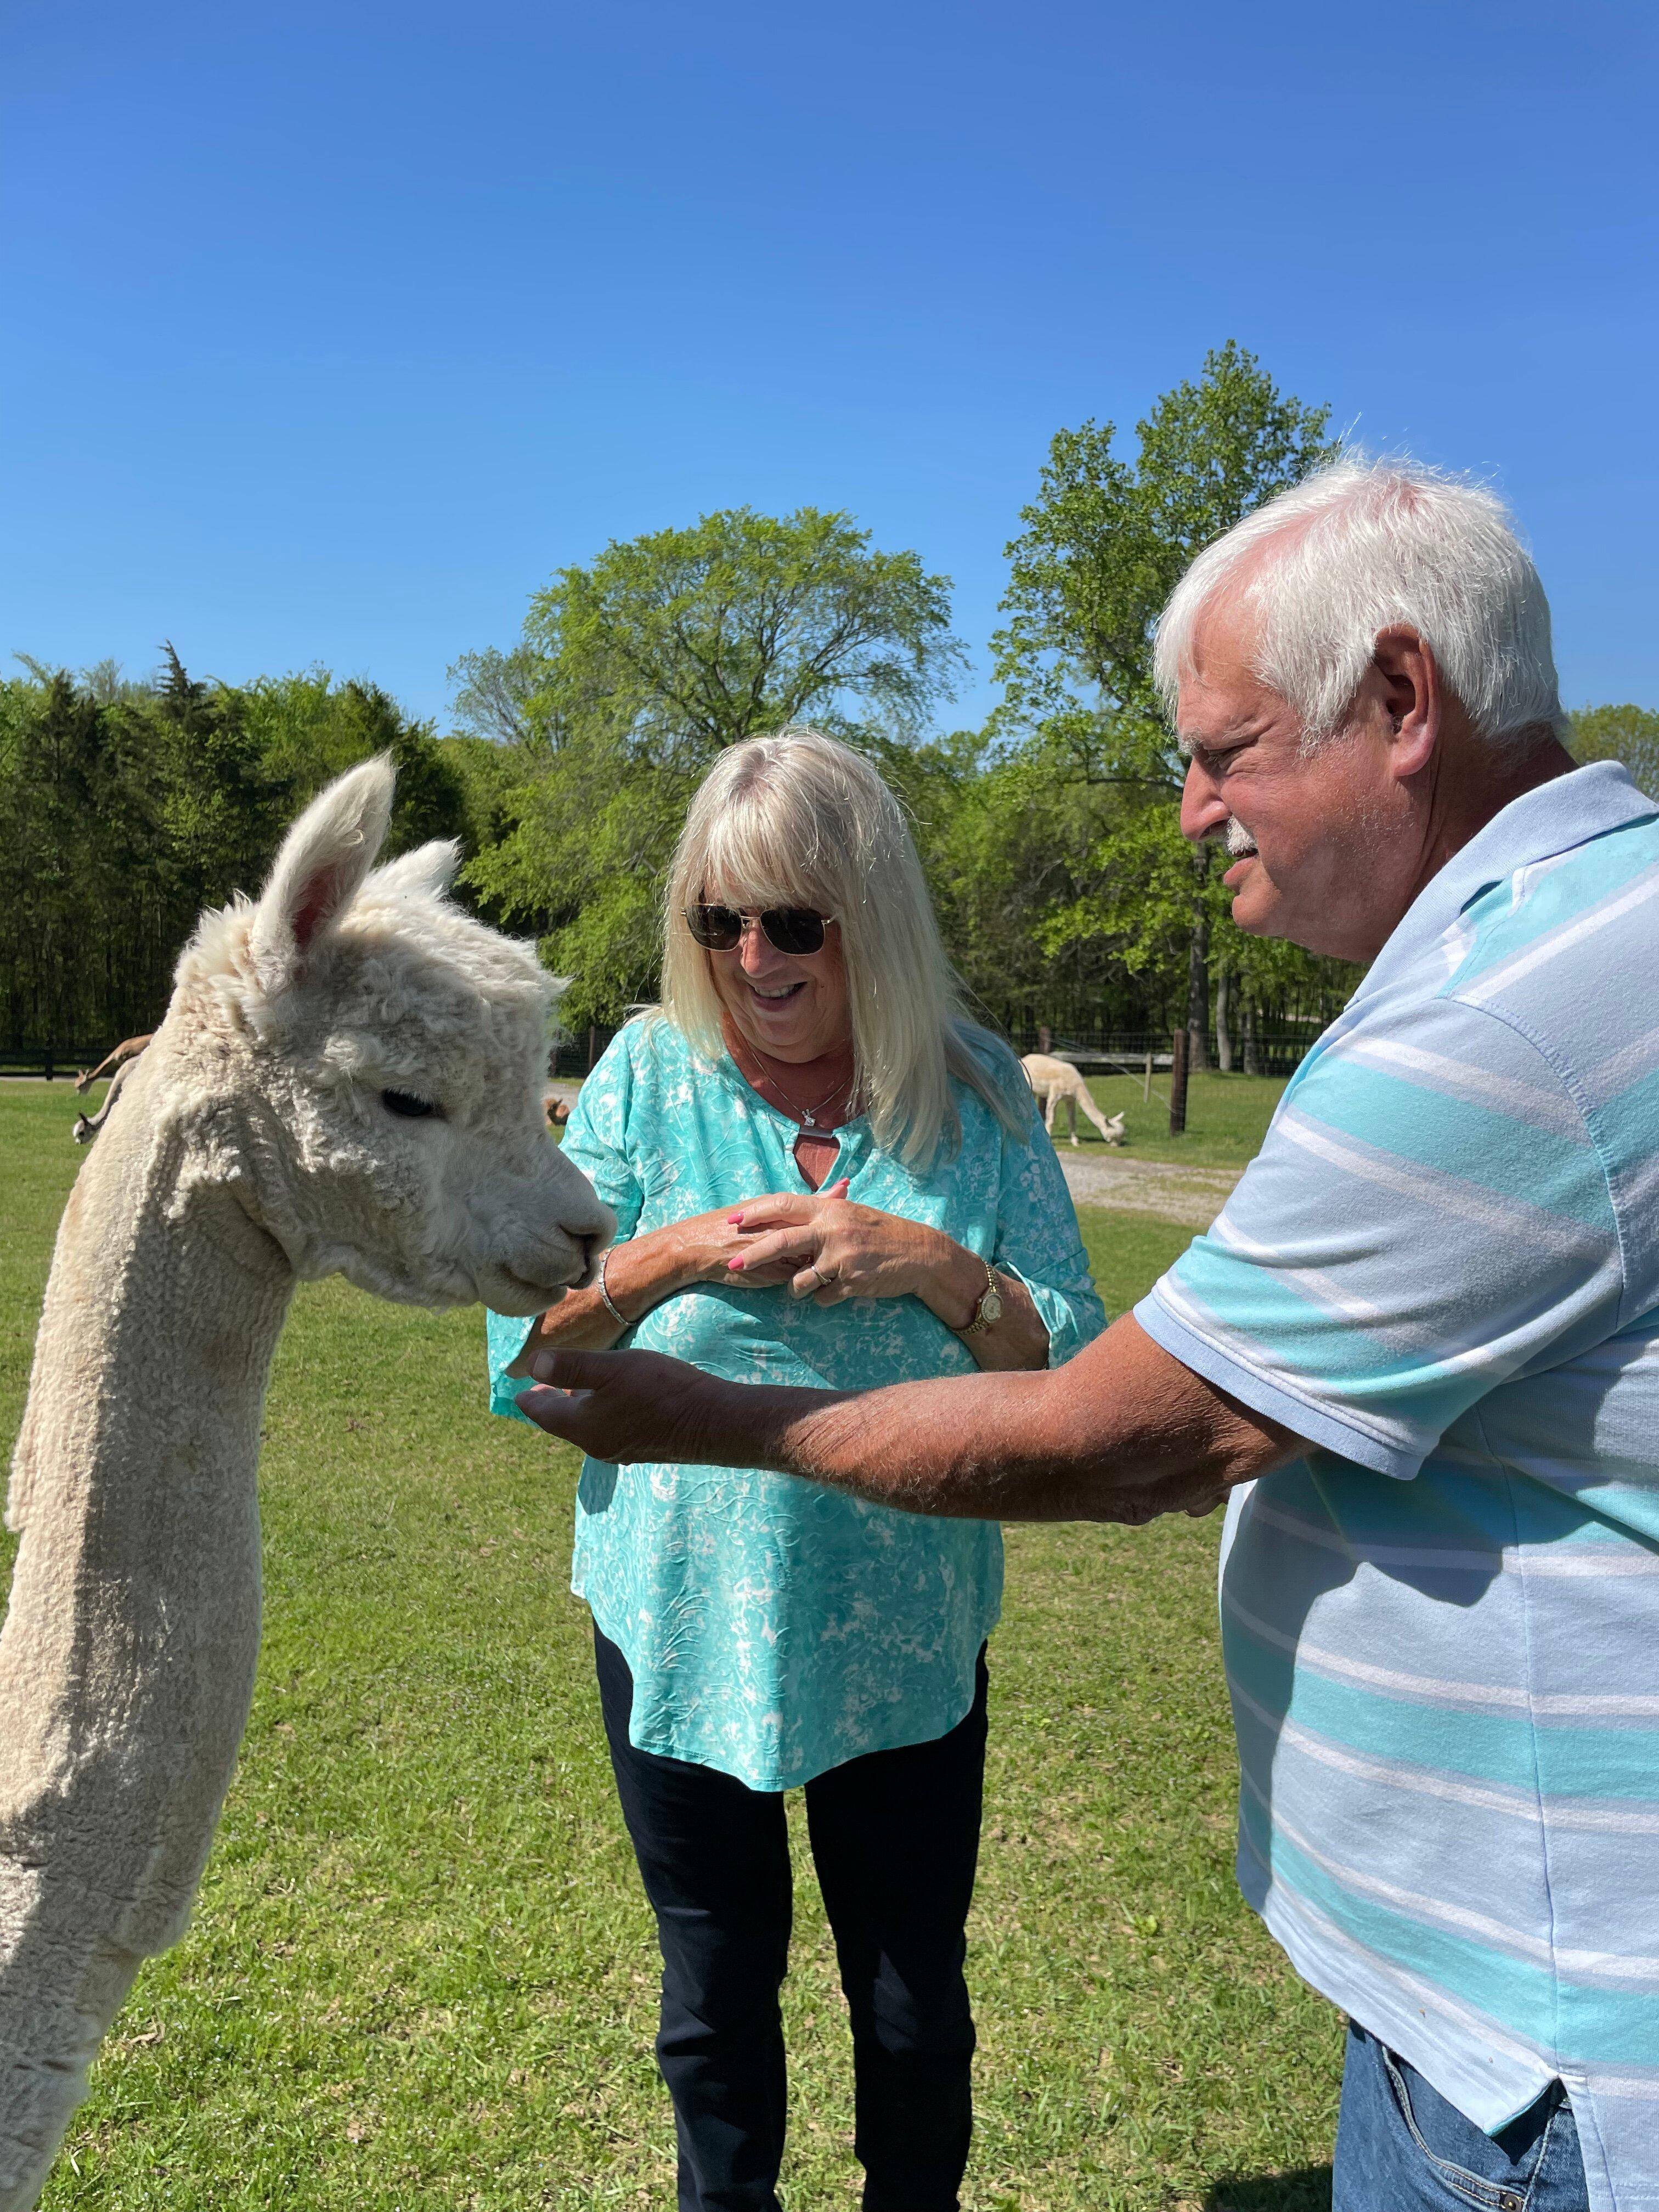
[
  {"left": 365, "top": 839, "right": 461, "bottom": 904},
  {"left": 249, "top": 757, "right": 396, "bottom": 991}
]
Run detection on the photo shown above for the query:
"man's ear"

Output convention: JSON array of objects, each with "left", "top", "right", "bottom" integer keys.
[
  {"left": 248, "top": 756, "right": 396, "bottom": 992},
  {"left": 1373, "top": 624, "right": 1442, "bottom": 780}
]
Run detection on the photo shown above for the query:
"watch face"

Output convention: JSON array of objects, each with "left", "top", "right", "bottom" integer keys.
[{"left": 980, "top": 1286, "right": 1003, "bottom": 1325}]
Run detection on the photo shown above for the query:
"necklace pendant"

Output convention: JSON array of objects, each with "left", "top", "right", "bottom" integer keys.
[{"left": 802, "top": 1111, "right": 816, "bottom": 1128}]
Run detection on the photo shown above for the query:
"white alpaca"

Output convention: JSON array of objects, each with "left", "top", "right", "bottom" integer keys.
[
  {"left": 1020, "top": 1054, "right": 1127, "bottom": 1148},
  {"left": 0, "top": 760, "right": 613, "bottom": 2211}
]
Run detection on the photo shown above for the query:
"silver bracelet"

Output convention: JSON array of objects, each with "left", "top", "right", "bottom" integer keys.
[{"left": 595, "top": 1246, "right": 629, "bottom": 1331}]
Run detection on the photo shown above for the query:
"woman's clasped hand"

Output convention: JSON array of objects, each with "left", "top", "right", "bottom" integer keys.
[{"left": 727, "top": 1185, "right": 964, "bottom": 1307}]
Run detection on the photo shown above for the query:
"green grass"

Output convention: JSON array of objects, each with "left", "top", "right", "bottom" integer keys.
[
  {"left": 1, "top": 1084, "right": 1338, "bottom": 2211},
  {"left": 1047, "top": 1072, "right": 1289, "bottom": 1171}
]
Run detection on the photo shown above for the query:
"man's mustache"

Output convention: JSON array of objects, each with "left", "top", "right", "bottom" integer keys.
[{"left": 1209, "top": 817, "right": 1259, "bottom": 857}]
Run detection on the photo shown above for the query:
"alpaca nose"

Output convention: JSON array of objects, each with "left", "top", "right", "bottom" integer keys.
[{"left": 568, "top": 1206, "right": 615, "bottom": 1284}]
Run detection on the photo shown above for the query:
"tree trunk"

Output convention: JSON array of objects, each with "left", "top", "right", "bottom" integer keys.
[
  {"left": 1214, "top": 965, "right": 1233, "bottom": 1073},
  {"left": 1186, "top": 907, "right": 1211, "bottom": 1074},
  {"left": 1169, "top": 1025, "right": 1189, "bottom": 1135},
  {"left": 1242, "top": 998, "right": 1260, "bottom": 1077}
]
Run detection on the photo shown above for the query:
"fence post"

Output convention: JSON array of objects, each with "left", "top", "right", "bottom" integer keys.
[
  {"left": 586, "top": 1024, "right": 597, "bottom": 1073},
  {"left": 1169, "top": 1029, "right": 1189, "bottom": 1135},
  {"left": 1143, "top": 1049, "right": 1153, "bottom": 1102}
]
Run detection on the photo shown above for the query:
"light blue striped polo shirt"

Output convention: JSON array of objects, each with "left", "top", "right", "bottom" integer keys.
[{"left": 1136, "top": 763, "right": 1659, "bottom": 2212}]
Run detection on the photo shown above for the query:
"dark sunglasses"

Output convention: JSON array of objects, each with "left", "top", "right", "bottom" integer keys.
[{"left": 686, "top": 905, "right": 835, "bottom": 956}]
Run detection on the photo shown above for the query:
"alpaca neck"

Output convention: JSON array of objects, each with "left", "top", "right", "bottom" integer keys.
[
  {"left": 0, "top": 1022, "right": 306, "bottom": 2206},
  {"left": 10, "top": 1066, "right": 295, "bottom": 1541},
  {"left": 3, "top": 1056, "right": 297, "bottom": 1954}
]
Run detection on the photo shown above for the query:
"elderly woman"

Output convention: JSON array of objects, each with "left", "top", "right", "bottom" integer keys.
[{"left": 487, "top": 727, "right": 1102, "bottom": 2212}]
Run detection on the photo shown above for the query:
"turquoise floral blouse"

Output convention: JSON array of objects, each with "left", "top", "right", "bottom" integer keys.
[{"left": 487, "top": 1016, "right": 1103, "bottom": 1791}]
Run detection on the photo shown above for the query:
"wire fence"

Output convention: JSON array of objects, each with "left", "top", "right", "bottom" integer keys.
[
  {"left": 0, "top": 1046, "right": 120, "bottom": 1081},
  {"left": 1005, "top": 1026, "right": 1321, "bottom": 1077}
]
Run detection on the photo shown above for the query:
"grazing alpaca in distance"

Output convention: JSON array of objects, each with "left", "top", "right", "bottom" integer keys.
[
  {"left": 0, "top": 760, "right": 613, "bottom": 2212},
  {"left": 74, "top": 1034, "right": 153, "bottom": 1094},
  {"left": 70, "top": 1054, "right": 143, "bottom": 1144},
  {"left": 1020, "top": 1053, "right": 1127, "bottom": 1148}
]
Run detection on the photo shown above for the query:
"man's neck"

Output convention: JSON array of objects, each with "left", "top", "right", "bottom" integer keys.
[{"left": 1402, "top": 731, "right": 1578, "bottom": 921}]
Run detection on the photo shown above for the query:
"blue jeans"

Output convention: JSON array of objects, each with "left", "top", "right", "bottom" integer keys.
[{"left": 1334, "top": 2023, "right": 1588, "bottom": 2211}]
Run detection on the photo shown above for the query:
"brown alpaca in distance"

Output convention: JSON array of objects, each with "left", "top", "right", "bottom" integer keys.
[{"left": 74, "top": 1034, "right": 153, "bottom": 1093}]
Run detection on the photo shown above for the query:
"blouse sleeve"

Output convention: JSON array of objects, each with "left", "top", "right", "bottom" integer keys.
[
  {"left": 991, "top": 1079, "right": 1107, "bottom": 1369},
  {"left": 484, "top": 1029, "right": 648, "bottom": 1422}
]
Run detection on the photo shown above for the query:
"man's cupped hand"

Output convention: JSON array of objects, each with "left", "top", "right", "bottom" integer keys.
[{"left": 516, "top": 1348, "right": 727, "bottom": 1465}]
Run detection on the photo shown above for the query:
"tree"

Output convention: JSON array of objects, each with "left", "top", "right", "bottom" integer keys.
[
  {"left": 234, "top": 669, "right": 469, "bottom": 857},
  {"left": 0, "top": 654, "right": 472, "bottom": 1064},
  {"left": 0, "top": 668, "right": 183, "bottom": 1062},
  {"left": 1572, "top": 704, "right": 1659, "bottom": 796},
  {"left": 456, "top": 507, "right": 966, "bottom": 1024},
  {"left": 993, "top": 343, "right": 1348, "bottom": 1065},
  {"left": 150, "top": 645, "right": 281, "bottom": 916}
]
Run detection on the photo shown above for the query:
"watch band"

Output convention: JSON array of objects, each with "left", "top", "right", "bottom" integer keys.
[{"left": 959, "top": 1257, "right": 1003, "bottom": 1338}]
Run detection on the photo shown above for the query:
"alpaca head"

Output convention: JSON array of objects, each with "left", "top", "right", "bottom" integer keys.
[{"left": 170, "top": 758, "right": 615, "bottom": 1313}]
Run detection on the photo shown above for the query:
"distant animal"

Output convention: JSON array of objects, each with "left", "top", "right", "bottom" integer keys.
[
  {"left": 74, "top": 1034, "right": 153, "bottom": 1094},
  {"left": 1, "top": 759, "right": 614, "bottom": 2211},
  {"left": 70, "top": 1054, "right": 143, "bottom": 1144},
  {"left": 1020, "top": 1053, "right": 1127, "bottom": 1148}
]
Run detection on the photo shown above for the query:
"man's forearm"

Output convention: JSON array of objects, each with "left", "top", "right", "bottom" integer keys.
[
  {"left": 521, "top": 1316, "right": 1300, "bottom": 1522},
  {"left": 671, "top": 1314, "right": 1298, "bottom": 1522},
  {"left": 689, "top": 1368, "right": 1060, "bottom": 1515}
]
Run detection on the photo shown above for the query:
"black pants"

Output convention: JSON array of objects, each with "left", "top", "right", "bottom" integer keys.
[{"left": 594, "top": 1625, "right": 989, "bottom": 2212}]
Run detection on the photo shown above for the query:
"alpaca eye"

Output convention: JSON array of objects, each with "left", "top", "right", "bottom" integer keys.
[{"left": 381, "top": 1089, "right": 441, "bottom": 1120}]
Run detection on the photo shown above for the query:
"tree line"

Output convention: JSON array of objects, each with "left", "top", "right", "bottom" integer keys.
[{"left": 6, "top": 346, "right": 1655, "bottom": 1074}]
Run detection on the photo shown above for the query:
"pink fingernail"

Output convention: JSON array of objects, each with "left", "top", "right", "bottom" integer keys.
[
  {"left": 727, "top": 1256, "right": 744, "bottom": 1270},
  {"left": 729, "top": 1211, "right": 744, "bottom": 1224}
]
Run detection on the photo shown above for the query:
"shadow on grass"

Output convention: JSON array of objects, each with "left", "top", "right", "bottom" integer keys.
[{"left": 1204, "top": 2165, "right": 1333, "bottom": 2210}]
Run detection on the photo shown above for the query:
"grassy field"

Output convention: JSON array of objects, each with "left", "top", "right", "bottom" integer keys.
[
  {"left": 1, "top": 1081, "right": 1339, "bottom": 2211},
  {"left": 1046, "top": 1071, "right": 1292, "bottom": 1171}
]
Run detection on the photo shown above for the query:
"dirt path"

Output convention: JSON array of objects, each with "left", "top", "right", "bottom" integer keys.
[{"left": 1060, "top": 1154, "right": 1240, "bottom": 1229}]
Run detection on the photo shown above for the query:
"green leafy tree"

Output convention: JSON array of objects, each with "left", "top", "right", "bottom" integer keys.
[
  {"left": 456, "top": 507, "right": 966, "bottom": 1024},
  {"left": 234, "top": 669, "right": 469, "bottom": 857},
  {"left": 0, "top": 669, "right": 183, "bottom": 1062},
  {"left": 150, "top": 645, "right": 282, "bottom": 915},
  {"left": 895, "top": 735, "right": 1156, "bottom": 1037},
  {"left": 1571, "top": 703, "right": 1659, "bottom": 795},
  {"left": 0, "top": 654, "right": 470, "bottom": 1064},
  {"left": 994, "top": 342, "right": 1349, "bottom": 1065}
]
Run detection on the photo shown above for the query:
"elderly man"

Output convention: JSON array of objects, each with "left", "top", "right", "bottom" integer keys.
[{"left": 523, "top": 461, "right": 1658, "bottom": 2212}]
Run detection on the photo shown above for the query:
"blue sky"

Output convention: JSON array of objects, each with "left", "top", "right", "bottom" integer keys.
[{"left": 5, "top": 0, "right": 1655, "bottom": 732}]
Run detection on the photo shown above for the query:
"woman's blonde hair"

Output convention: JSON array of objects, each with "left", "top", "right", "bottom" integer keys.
[{"left": 659, "top": 727, "right": 1026, "bottom": 1166}]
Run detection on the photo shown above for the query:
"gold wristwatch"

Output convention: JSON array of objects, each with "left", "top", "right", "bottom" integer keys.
[{"left": 960, "top": 1257, "right": 1003, "bottom": 1338}]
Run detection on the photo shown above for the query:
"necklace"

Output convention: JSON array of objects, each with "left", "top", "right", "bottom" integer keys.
[{"left": 749, "top": 1057, "right": 852, "bottom": 1130}]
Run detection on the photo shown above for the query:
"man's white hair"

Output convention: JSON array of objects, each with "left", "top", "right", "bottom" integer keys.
[
  {"left": 659, "top": 726, "right": 1026, "bottom": 1165},
  {"left": 1153, "top": 458, "right": 1566, "bottom": 752}
]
